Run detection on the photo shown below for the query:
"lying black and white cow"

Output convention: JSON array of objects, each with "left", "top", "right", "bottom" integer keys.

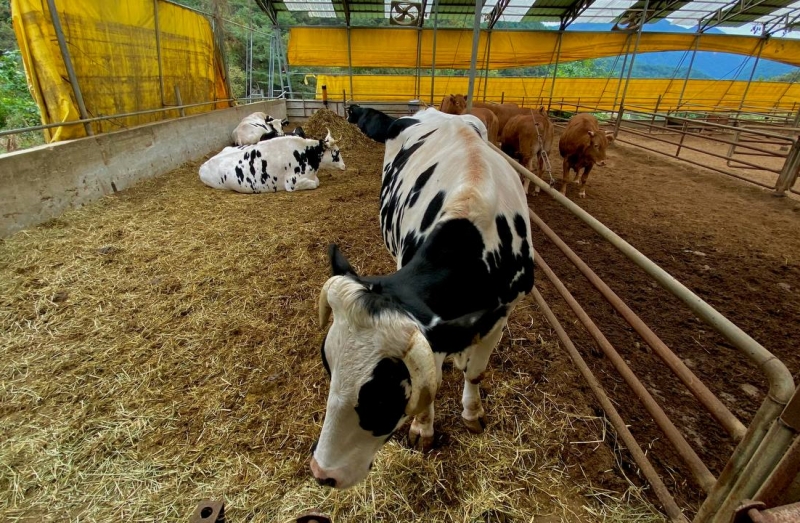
[
  {"left": 312, "top": 108, "right": 534, "bottom": 489},
  {"left": 346, "top": 105, "right": 397, "bottom": 143},
  {"left": 199, "top": 129, "right": 345, "bottom": 193},
  {"left": 231, "top": 112, "right": 288, "bottom": 146}
]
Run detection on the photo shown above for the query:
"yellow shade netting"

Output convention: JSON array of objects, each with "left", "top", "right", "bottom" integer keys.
[
  {"left": 315, "top": 75, "right": 800, "bottom": 112},
  {"left": 289, "top": 27, "right": 800, "bottom": 70},
  {"left": 11, "top": 0, "right": 231, "bottom": 142}
]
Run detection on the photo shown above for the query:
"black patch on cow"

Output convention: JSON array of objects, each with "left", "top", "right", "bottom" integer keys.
[
  {"left": 355, "top": 357, "right": 409, "bottom": 436},
  {"left": 345, "top": 217, "right": 532, "bottom": 354},
  {"left": 468, "top": 123, "right": 482, "bottom": 137},
  {"left": 385, "top": 118, "right": 419, "bottom": 142},
  {"left": 400, "top": 231, "right": 423, "bottom": 267},
  {"left": 294, "top": 166, "right": 301, "bottom": 174},
  {"left": 420, "top": 191, "right": 445, "bottom": 232},
  {"left": 329, "top": 243, "right": 358, "bottom": 276},
  {"left": 260, "top": 160, "right": 268, "bottom": 184},
  {"left": 244, "top": 151, "right": 250, "bottom": 160},
  {"left": 407, "top": 163, "right": 437, "bottom": 208},
  {"left": 514, "top": 213, "right": 527, "bottom": 238},
  {"left": 235, "top": 165, "right": 245, "bottom": 184},
  {"left": 320, "top": 331, "right": 331, "bottom": 376},
  {"left": 293, "top": 142, "right": 324, "bottom": 174},
  {"left": 379, "top": 138, "right": 428, "bottom": 254}
]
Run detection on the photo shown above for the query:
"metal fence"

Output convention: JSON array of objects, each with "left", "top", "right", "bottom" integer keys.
[{"left": 490, "top": 143, "right": 799, "bottom": 522}]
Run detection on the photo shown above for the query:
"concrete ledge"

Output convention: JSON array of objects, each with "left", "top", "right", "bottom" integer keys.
[{"left": 0, "top": 100, "right": 287, "bottom": 238}]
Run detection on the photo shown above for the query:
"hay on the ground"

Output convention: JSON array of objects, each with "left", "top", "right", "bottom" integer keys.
[{"left": 0, "top": 133, "right": 666, "bottom": 522}]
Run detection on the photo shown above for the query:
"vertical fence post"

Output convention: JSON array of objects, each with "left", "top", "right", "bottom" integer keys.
[
  {"left": 614, "top": 104, "right": 625, "bottom": 138},
  {"left": 775, "top": 138, "right": 800, "bottom": 196},
  {"left": 174, "top": 85, "right": 185, "bottom": 117},
  {"left": 430, "top": 0, "right": 440, "bottom": 105},
  {"left": 482, "top": 30, "right": 492, "bottom": 103},
  {"left": 46, "top": 0, "right": 93, "bottom": 136},
  {"left": 347, "top": 26, "right": 354, "bottom": 102}
]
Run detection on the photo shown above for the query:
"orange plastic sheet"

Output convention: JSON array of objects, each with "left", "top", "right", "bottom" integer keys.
[
  {"left": 289, "top": 27, "right": 800, "bottom": 70},
  {"left": 315, "top": 74, "right": 800, "bottom": 112},
  {"left": 11, "top": 0, "right": 231, "bottom": 142}
]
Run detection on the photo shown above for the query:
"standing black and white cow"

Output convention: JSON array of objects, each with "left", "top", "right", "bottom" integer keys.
[
  {"left": 231, "top": 112, "right": 287, "bottom": 146},
  {"left": 199, "top": 130, "right": 345, "bottom": 193},
  {"left": 346, "top": 105, "right": 397, "bottom": 143},
  {"left": 312, "top": 108, "right": 534, "bottom": 489}
]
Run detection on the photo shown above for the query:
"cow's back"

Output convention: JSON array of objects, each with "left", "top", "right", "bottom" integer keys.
[{"left": 380, "top": 113, "right": 529, "bottom": 271}]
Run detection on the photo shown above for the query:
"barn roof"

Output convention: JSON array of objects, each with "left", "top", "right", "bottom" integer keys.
[{"left": 254, "top": 0, "right": 800, "bottom": 34}]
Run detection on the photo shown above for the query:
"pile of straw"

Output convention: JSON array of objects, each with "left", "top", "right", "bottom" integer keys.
[{"left": 0, "top": 117, "right": 664, "bottom": 521}]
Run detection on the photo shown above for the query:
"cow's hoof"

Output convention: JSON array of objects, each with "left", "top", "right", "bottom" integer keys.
[
  {"left": 462, "top": 415, "right": 487, "bottom": 434},
  {"left": 578, "top": 191, "right": 586, "bottom": 198},
  {"left": 408, "top": 428, "right": 434, "bottom": 452}
]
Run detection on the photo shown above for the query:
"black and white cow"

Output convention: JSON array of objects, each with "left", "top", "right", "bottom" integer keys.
[
  {"left": 231, "top": 112, "right": 286, "bottom": 146},
  {"left": 312, "top": 108, "right": 534, "bottom": 489},
  {"left": 199, "top": 130, "right": 345, "bottom": 193},
  {"left": 288, "top": 126, "right": 306, "bottom": 138},
  {"left": 346, "top": 105, "right": 398, "bottom": 143}
]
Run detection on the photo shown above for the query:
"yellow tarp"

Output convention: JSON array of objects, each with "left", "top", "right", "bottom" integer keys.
[
  {"left": 11, "top": 0, "right": 231, "bottom": 142},
  {"left": 289, "top": 27, "right": 800, "bottom": 70},
  {"left": 315, "top": 75, "right": 800, "bottom": 112}
]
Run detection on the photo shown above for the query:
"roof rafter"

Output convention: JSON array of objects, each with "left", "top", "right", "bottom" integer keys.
[
  {"left": 254, "top": 0, "right": 279, "bottom": 25},
  {"left": 487, "top": 0, "right": 510, "bottom": 28},
  {"left": 560, "top": 0, "right": 596, "bottom": 30},
  {"left": 341, "top": 0, "right": 351, "bottom": 25},
  {"left": 699, "top": 0, "right": 773, "bottom": 32},
  {"left": 763, "top": 6, "right": 800, "bottom": 34}
]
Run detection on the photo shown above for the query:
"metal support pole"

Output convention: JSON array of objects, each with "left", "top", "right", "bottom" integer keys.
[
  {"left": 153, "top": 0, "right": 166, "bottom": 106},
  {"left": 677, "top": 36, "right": 700, "bottom": 111},
  {"left": 347, "top": 26, "right": 354, "bottom": 101},
  {"left": 415, "top": 28, "right": 423, "bottom": 99},
  {"left": 466, "top": 0, "right": 482, "bottom": 113},
  {"left": 46, "top": 0, "right": 93, "bottom": 136},
  {"left": 547, "top": 32, "right": 563, "bottom": 109},
  {"left": 174, "top": 85, "right": 185, "bottom": 117},
  {"left": 611, "top": 36, "right": 633, "bottom": 115},
  {"left": 775, "top": 138, "right": 800, "bottom": 195},
  {"left": 618, "top": 0, "right": 650, "bottom": 113},
  {"left": 276, "top": 28, "right": 293, "bottom": 99},
  {"left": 738, "top": 39, "right": 766, "bottom": 112},
  {"left": 482, "top": 31, "right": 492, "bottom": 103},
  {"left": 430, "top": 0, "right": 440, "bottom": 105}
]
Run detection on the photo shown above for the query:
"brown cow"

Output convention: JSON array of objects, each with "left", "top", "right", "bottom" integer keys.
[
  {"left": 558, "top": 113, "right": 614, "bottom": 198},
  {"left": 439, "top": 94, "right": 499, "bottom": 144},
  {"left": 500, "top": 109, "right": 554, "bottom": 194}
]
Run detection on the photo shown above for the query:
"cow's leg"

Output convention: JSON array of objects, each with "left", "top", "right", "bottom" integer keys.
[
  {"left": 560, "top": 158, "right": 571, "bottom": 195},
  {"left": 294, "top": 177, "right": 319, "bottom": 191},
  {"left": 534, "top": 153, "right": 545, "bottom": 194},
  {"left": 578, "top": 164, "right": 594, "bottom": 198},
  {"left": 455, "top": 320, "right": 505, "bottom": 434},
  {"left": 408, "top": 351, "right": 446, "bottom": 452},
  {"left": 522, "top": 157, "right": 534, "bottom": 194}
]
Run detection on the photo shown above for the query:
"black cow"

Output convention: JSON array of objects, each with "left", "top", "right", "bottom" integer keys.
[
  {"left": 288, "top": 126, "right": 306, "bottom": 138},
  {"left": 346, "top": 104, "right": 397, "bottom": 143}
]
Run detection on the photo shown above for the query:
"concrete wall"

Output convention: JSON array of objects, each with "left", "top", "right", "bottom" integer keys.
[{"left": 0, "top": 100, "right": 286, "bottom": 237}]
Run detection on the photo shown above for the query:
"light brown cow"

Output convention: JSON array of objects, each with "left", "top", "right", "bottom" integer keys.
[
  {"left": 439, "top": 95, "right": 499, "bottom": 144},
  {"left": 558, "top": 113, "right": 614, "bottom": 198},
  {"left": 500, "top": 114, "right": 544, "bottom": 194}
]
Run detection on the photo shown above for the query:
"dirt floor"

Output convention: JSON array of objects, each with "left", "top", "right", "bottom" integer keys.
[
  {"left": 0, "top": 115, "right": 665, "bottom": 522},
  {"left": 532, "top": 128, "right": 800, "bottom": 515}
]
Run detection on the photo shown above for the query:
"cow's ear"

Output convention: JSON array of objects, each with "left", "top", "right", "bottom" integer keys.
[
  {"left": 605, "top": 131, "right": 615, "bottom": 143},
  {"left": 328, "top": 243, "right": 358, "bottom": 276},
  {"left": 449, "top": 94, "right": 455, "bottom": 102},
  {"left": 588, "top": 130, "right": 595, "bottom": 137}
]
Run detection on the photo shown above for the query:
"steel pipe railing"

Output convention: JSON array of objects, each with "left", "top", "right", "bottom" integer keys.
[
  {"left": 533, "top": 287, "right": 688, "bottom": 523},
  {"left": 534, "top": 248, "right": 717, "bottom": 492},
  {"left": 490, "top": 142, "right": 796, "bottom": 522},
  {"left": 529, "top": 210, "right": 747, "bottom": 441}
]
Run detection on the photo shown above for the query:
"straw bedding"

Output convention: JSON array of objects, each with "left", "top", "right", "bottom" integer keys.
[{"left": 0, "top": 110, "right": 664, "bottom": 522}]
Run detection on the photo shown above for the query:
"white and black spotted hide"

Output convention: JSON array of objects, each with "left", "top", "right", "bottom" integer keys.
[
  {"left": 199, "top": 134, "right": 345, "bottom": 194},
  {"left": 312, "top": 108, "right": 534, "bottom": 490},
  {"left": 231, "top": 112, "right": 285, "bottom": 146}
]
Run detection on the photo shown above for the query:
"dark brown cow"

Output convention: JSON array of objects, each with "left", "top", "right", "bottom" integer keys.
[
  {"left": 439, "top": 95, "right": 500, "bottom": 144},
  {"left": 500, "top": 109, "right": 554, "bottom": 194},
  {"left": 558, "top": 113, "right": 614, "bottom": 198}
]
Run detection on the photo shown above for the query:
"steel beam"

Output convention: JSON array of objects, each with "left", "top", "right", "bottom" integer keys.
[
  {"left": 699, "top": 0, "right": 773, "bottom": 33},
  {"left": 560, "top": 0, "right": 597, "bottom": 30},
  {"left": 254, "top": 0, "right": 279, "bottom": 26}
]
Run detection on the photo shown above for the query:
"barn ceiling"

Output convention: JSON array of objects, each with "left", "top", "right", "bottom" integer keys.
[{"left": 254, "top": 0, "right": 800, "bottom": 34}]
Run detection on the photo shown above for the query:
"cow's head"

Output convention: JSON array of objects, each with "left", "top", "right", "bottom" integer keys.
[
  {"left": 321, "top": 128, "right": 346, "bottom": 171},
  {"left": 587, "top": 130, "right": 614, "bottom": 166},
  {"left": 346, "top": 105, "right": 361, "bottom": 124},
  {"left": 440, "top": 94, "right": 467, "bottom": 115},
  {"left": 311, "top": 245, "right": 437, "bottom": 489}
]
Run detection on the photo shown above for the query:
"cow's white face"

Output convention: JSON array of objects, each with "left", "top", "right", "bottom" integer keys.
[
  {"left": 312, "top": 260, "right": 437, "bottom": 489},
  {"left": 322, "top": 129, "right": 346, "bottom": 171}
]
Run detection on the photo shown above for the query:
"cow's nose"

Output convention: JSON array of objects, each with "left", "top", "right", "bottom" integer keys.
[{"left": 316, "top": 477, "right": 337, "bottom": 488}]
